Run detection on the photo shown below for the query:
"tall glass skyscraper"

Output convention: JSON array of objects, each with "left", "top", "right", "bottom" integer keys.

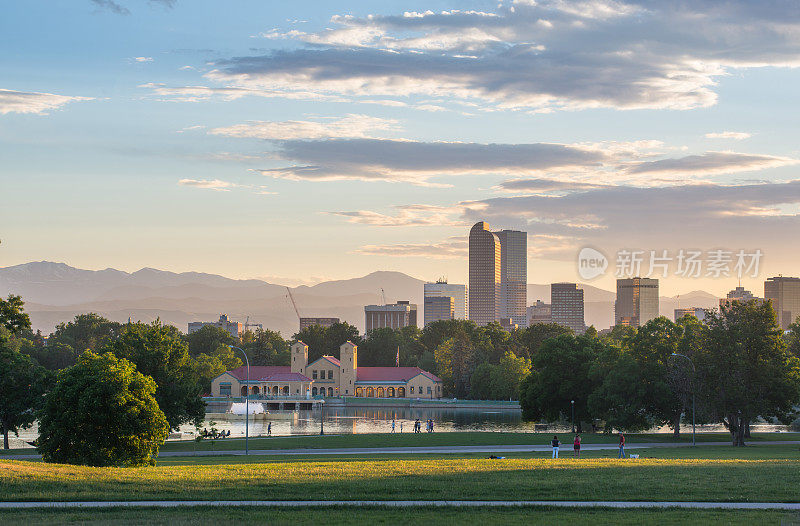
[
  {"left": 468, "top": 222, "right": 501, "bottom": 326},
  {"left": 496, "top": 229, "right": 528, "bottom": 327},
  {"left": 468, "top": 222, "right": 527, "bottom": 327},
  {"left": 615, "top": 277, "right": 659, "bottom": 327}
]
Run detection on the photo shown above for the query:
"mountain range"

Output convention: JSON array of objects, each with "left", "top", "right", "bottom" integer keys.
[{"left": 0, "top": 261, "right": 721, "bottom": 337}]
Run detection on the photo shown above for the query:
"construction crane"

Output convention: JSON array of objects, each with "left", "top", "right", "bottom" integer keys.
[
  {"left": 286, "top": 286, "right": 301, "bottom": 321},
  {"left": 381, "top": 287, "right": 387, "bottom": 305}
]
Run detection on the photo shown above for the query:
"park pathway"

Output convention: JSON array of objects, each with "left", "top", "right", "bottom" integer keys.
[
  {"left": 2, "top": 440, "right": 800, "bottom": 460},
  {"left": 1, "top": 500, "right": 799, "bottom": 510}
]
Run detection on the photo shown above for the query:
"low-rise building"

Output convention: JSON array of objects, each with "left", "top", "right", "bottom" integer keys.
[
  {"left": 364, "top": 301, "right": 418, "bottom": 332},
  {"left": 299, "top": 317, "right": 340, "bottom": 330},
  {"left": 527, "top": 300, "right": 552, "bottom": 325},
  {"left": 211, "top": 341, "right": 443, "bottom": 399},
  {"left": 188, "top": 314, "right": 244, "bottom": 338},
  {"left": 674, "top": 307, "right": 708, "bottom": 322}
]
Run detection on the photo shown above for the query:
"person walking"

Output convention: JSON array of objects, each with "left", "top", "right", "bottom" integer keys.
[
  {"left": 618, "top": 432, "right": 626, "bottom": 458},
  {"left": 573, "top": 434, "right": 581, "bottom": 458},
  {"left": 400, "top": 422, "right": 403, "bottom": 433},
  {"left": 551, "top": 435, "right": 560, "bottom": 459},
  {"left": 267, "top": 421, "right": 272, "bottom": 437},
  {"left": 391, "top": 419, "right": 396, "bottom": 433}
]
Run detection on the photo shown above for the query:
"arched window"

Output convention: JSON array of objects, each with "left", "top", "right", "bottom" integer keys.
[
  {"left": 328, "top": 387, "right": 334, "bottom": 397},
  {"left": 272, "top": 386, "right": 279, "bottom": 396},
  {"left": 367, "top": 387, "right": 374, "bottom": 397},
  {"left": 387, "top": 387, "right": 395, "bottom": 397},
  {"left": 312, "top": 387, "right": 318, "bottom": 396},
  {"left": 355, "top": 387, "right": 363, "bottom": 397},
  {"left": 240, "top": 386, "right": 248, "bottom": 396},
  {"left": 282, "top": 386, "right": 289, "bottom": 395},
  {"left": 251, "top": 386, "right": 260, "bottom": 395},
  {"left": 397, "top": 387, "right": 405, "bottom": 397},
  {"left": 377, "top": 387, "right": 385, "bottom": 398}
]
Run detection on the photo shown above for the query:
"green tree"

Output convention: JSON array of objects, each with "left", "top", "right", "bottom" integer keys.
[
  {"left": 469, "top": 362, "right": 496, "bottom": 400},
  {"left": 434, "top": 332, "right": 477, "bottom": 397},
  {"left": 698, "top": 300, "right": 800, "bottom": 446},
  {"left": 191, "top": 345, "right": 243, "bottom": 394},
  {"left": 242, "top": 328, "right": 290, "bottom": 366},
  {"left": 37, "top": 351, "right": 168, "bottom": 466},
  {"left": 589, "top": 345, "right": 654, "bottom": 432},
  {"left": 519, "top": 334, "right": 603, "bottom": 431},
  {"left": 185, "top": 325, "right": 237, "bottom": 357},
  {"left": 420, "top": 319, "right": 477, "bottom": 355},
  {"left": 0, "top": 333, "right": 49, "bottom": 449},
  {"left": 493, "top": 350, "right": 532, "bottom": 400},
  {"left": 787, "top": 317, "right": 800, "bottom": 359},
  {"left": 519, "top": 322, "right": 573, "bottom": 359},
  {"left": 0, "top": 295, "right": 31, "bottom": 334},
  {"left": 102, "top": 320, "right": 205, "bottom": 430},
  {"left": 48, "top": 313, "right": 122, "bottom": 364}
]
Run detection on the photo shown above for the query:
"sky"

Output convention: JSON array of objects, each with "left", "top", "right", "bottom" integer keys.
[{"left": 2, "top": 0, "right": 800, "bottom": 295}]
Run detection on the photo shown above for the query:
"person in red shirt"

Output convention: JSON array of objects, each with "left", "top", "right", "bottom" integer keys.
[
  {"left": 618, "top": 432, "right": 626, "bottom": 458},
  {"left": 573, "top": 434, "right": 581, "bottom": 458}
]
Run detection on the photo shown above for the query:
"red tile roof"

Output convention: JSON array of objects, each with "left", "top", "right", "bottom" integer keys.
[
  {"left": 355, "top": 367, "right": 442, "bottom": 383},
  {"left": 227, "top": 366, "right": 310, "bottom": 382}
]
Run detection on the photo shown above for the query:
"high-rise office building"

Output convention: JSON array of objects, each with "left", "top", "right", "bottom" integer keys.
[
  {"left": 496, "top": 229, "right": 527, "bottom": 327},
  {"left": 468, "top": 222, "right": 502, "bottom": 326},
  {"left": 424, "top": 295, "right": 455, "bottom": 325},
  {"left": 615, "top": 277, "right": 659, "bottom": 327},
  {"left": 551, "top": 283, "right": 585, "bottom": 333},
  {"left": 364, "top": 301, "right": 418, "bottom": 332},
  {"left": 764, "top": 276, "right": 800, "bottom": 330},
  {"left": 423, "top": 280, "right": 468, "bottom": 323},
  {"left": 527, "top": 300, "right": 552, "bottom": 325}
]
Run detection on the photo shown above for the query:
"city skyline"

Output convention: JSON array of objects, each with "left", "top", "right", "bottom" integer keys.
[{"left": 3, "top": 1, "right": 800, "bottom": 298}]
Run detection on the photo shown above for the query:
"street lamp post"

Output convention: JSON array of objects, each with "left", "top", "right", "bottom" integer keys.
[
  {"left": 571, "top": 400, "right": 575, "bottom": 433},
  {"left": 230, "top": 346, "right": 250, "bottom": 455},
  {"left": 670, "top": 352, "right": 696, "bottom": 447}
]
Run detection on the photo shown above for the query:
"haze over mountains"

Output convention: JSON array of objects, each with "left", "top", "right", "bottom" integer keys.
[{"left": 0, "top": 262, "right": 721, "bottom": 336}]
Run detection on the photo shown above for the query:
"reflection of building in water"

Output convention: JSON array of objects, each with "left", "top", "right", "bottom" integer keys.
[{"left": 211, "top": 341, "right": 443, "bottom": 399}]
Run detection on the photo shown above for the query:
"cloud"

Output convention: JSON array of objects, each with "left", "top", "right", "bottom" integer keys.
[
  {"left": 0, "top": 89, "right": 92, "bottom": 115},
  {"left": 254, "top": 139, "right": 607, "bottom": 185},
  {"left": 329, "top": 205, "right": 463, "bottom": 226},
  {"left": 178, "top": 178, "right": 240, "bottom": 191},
  {"left": 624, "top": 152, "right": 797, "bottom": 177},
  {"left": 178, "top": 178, "right": 276, "bottom": 195},
  {"left": 495, "top": 178, "right": 608, "bottom": 194},
  {"left": 133, "top": 57, "right": 153, "bottom": 63},
  {"left": 90, "top": 0, "right": 130, "bottom": 15},
  {"left": 705, "top": 131, "right": 752, "bottom": 140},
  {"left": 209, "top": 114, "right": 398, "bottom": 140},
  {"left": 355, "top": 236, "right": 468, "bottom": 259},
  {"left": 139, "top": 82, "right": 346, "bottom": 103},
  {"left": 199, "top": 1, "right": 800, "bottom": 112}
]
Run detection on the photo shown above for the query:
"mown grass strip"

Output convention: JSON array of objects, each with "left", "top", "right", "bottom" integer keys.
[{"left": 3, "top": 457, "right": 799, "bottom": 503}]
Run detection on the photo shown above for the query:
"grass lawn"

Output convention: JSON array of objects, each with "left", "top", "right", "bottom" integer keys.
[
  {"left": 153, "top": 431, "right": 800, "bottom": 453},
  {"left": 150, "top": 444, "right": 800, "bottom": 465},
  {"left": 3, "top": 431, "right": 797, "bottom": 456},
  {"left": 3, "top": 455, "right": 800, "bottom": 502},
  {"left": 0, "top": 506, "right": 795, "bottom": 526}
]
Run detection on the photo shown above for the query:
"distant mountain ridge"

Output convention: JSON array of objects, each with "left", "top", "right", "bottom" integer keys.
[{"left": 0, "top": 262, "right": 720, "bottom": 336}]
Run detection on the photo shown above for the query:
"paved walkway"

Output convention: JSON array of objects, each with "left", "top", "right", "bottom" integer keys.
[
  {"left": 3, "top": 441, "right": 799, "bottom": 461},
  {"left": 1, "top": 500, "right": 799, "bottom": 510}
]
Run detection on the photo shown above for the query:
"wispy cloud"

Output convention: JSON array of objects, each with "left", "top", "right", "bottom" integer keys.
[
  {"left": 90, "top": 0, "right": 130, "bottom": 15},
  {"left": 624, "top": 152, "right": 797, "bottom": 177},
  {"left": 329, "top": 204, "right": 462, "bottom": 227},
  {"left": 355, "top": 236, "right": 468, "bottom": 259},
  {"left": 0, "top": 89, "right": 92, "bottom": 115},
  {"left": 132, "top": 56, "right": 153, "bottom": 63},
  {"left": 705, "top": 131, "right": 752, "bottom": 140},
  {"left": 210, "top": 114, "right": 398, "bottom": 140},
  {"left": 178, "top": 178, "right": 240, "bottom": 191}
]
